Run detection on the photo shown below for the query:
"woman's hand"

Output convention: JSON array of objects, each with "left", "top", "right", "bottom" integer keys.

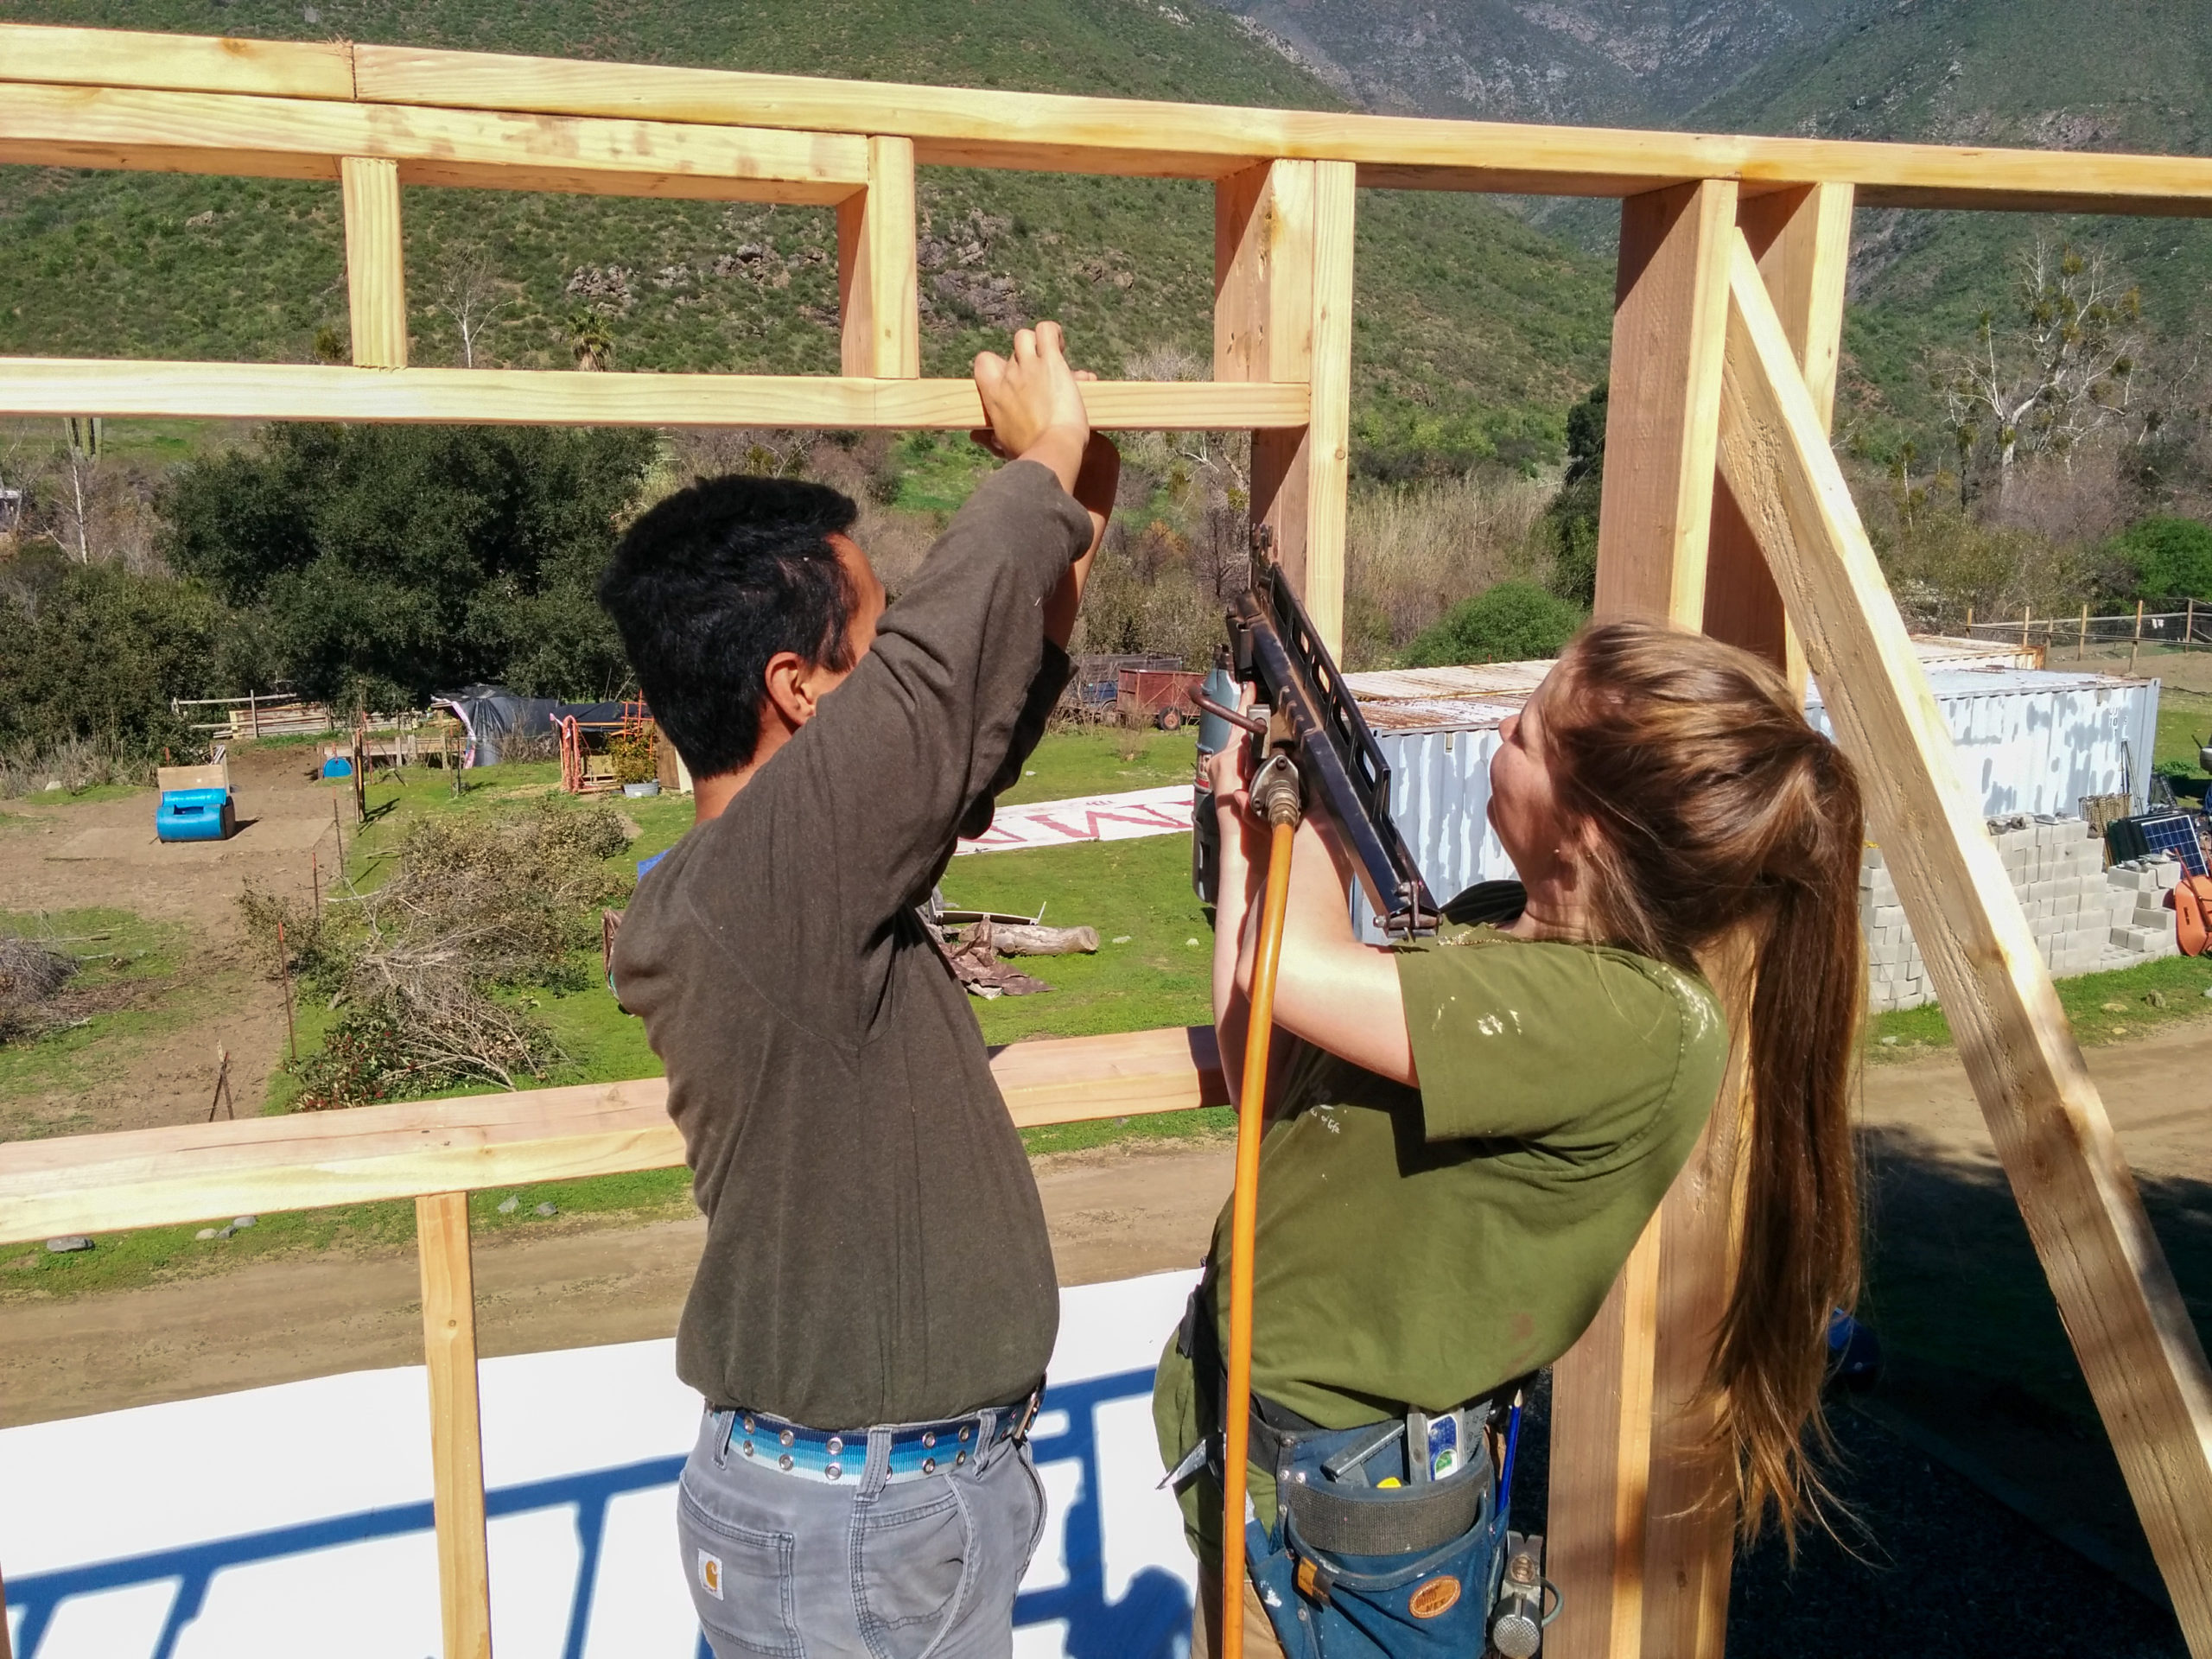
[{"left": 1199, "top": 705, "right": 1255, "bottom": 821}]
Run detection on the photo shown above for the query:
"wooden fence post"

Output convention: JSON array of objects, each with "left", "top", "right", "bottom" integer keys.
[
  {"left": 417, "top": 1192, "right": 493, "bottom": 1659},
  {"left": 340, "top": 156, "right": 407, "bottom": 368},
  {"left": 1552, "top": 173, "right": 1735, "bottom": 1659},
  {"left": 1212, "top": 156, "right": 1352, "bottom": 657},
  {"left": 836, "top": 136, "right": 918, "bottom": 379},
  {"left": 1718, "top": 230, "right": 2212, "bottom": 1657},
  {"left": 1638, "top": 180, "right": 1852, "bottom": 1659}
]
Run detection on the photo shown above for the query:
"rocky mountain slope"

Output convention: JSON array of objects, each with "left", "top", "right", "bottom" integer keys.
[{"left": 1201, "top": 0, "right": 1887, "bottom": 125}]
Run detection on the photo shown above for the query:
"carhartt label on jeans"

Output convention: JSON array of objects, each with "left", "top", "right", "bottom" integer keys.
[{"left": 697, "top": 1549, "right": 723, "bottom": 1600}]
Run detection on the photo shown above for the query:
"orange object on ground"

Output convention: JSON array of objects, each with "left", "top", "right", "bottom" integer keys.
[{"left": 2173, "top": 874, "right": 2212, "bottom": 957}]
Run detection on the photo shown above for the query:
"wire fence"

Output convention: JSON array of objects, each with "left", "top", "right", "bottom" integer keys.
[{"left": 1959, "top": 599, "right": 2212, "bottom": 658}]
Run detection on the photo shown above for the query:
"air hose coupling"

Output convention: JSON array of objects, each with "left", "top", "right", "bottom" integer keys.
[{"left": 1250, "top": 751, "right": 1303, "bottom": 830}]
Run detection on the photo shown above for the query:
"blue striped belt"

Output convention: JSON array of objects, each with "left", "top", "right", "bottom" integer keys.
[{"left": 723, "top": 1393, "right": 1039, "bottom": 1485}]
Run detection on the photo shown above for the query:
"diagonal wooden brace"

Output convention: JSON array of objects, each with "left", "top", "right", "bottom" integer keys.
[{"left": 1717, "top": 226, "right": 2212, "bottom": 1656}]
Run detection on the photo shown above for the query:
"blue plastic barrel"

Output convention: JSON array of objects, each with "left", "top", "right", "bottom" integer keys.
[{"left": 156, "top": 787, "right": 235, "bottom": 842}]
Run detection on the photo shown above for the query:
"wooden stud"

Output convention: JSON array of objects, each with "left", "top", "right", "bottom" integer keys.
[
  {"left": 1593, "top": 179, "right": 1738, "bottom": 627},
  {"left": 1217, "top": 159, "right": 1317, "bottom": 632},
  {"left": 342, "top": 156, "right": 407, "bottom": 370},
  {"left": 1547, "top": 1216, "right": 1663, "bottom": 1659},
  {"left": 0, "top": 1026, "right": 1226, "bottom": 1247},
  {"left": 1717, "top": 229, "right": 2212, "bottom": 1654},
  {"left": 417, "top": 1191, "right": 493, "bottom": 1659},
  {"left": 1215, "top": 162, "right": 1315, "bottom": 389},
  {"left": 1640, "top": 183, "right": 1853, "bottom": 1659},
  {"left": 838, "top": 137, "right": 918, "bottom": 379},
  {"left": 1551, "top": 175, "right": 1735, "bottom": 1659},
  {"left": 1212, "top": 157, "right": 1353, "bottom": 656},
  {"left": 1304, "top": 160, "right": 1356, "bottom": 660},
  {"left": 0, "top": 83, "right": 870, "bottom": 205},
  {"left": 0, "top": 359, "right": 1308, "bottom": 433},
  {"left": 1700, "top": 182, "right": 1852, "bottom": 682}
]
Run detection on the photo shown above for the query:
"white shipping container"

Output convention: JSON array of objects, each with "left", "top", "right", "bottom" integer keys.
[{"left": 1340, "top": 645, "right": 2159, "bottom": 938}]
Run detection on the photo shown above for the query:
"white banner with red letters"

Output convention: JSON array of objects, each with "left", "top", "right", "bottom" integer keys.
[{"left": 957, "top": 785, "right": 1194, "bottom": 856}]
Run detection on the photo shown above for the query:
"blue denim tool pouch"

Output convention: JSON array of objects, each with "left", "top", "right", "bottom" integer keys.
[{"left": 1243, "top": 1418, "right": 1507, "bottom": 1659}]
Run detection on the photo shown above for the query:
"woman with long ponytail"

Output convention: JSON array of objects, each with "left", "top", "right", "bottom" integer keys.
[{"left": 1156, "top": 619, "right": 1865, "bottom": 1658}]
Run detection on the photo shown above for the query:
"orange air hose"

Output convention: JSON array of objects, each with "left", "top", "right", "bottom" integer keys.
[{"left": 1219, "top": 810, "right": 1298, "bottom": 1659}]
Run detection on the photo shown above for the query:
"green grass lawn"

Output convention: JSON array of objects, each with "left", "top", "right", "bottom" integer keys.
[
  {"left": 272, "top": 732, "right": 1216, "bottom": 1119},
  {"left": 995, "top": 728, "right": 1197, "bottom": 805},
  {"left": 1868, "top": 950, "right": 2212, "bottom": 1061}
]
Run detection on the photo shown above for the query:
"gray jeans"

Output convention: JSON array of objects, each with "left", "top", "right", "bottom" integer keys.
[{"left": 677, "top": 1407, "right": 1048, "bottom": 1659}]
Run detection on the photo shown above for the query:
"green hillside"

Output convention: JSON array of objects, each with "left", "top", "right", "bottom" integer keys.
[
  {"left": 1691, "top": 0, "right": 2212, "bottom": 458},
  {"left": 0, "top": 0, "right": 1613, "bottom": 475}
]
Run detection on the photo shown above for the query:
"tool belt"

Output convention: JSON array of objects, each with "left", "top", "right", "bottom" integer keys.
[{"left": 1171, "top": 1287, "right": 1525, "bottom": 1659}]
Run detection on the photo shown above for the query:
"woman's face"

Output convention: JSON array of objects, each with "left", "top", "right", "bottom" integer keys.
[{"left": 1489, "top": 667, "right": 1579, "bottom": 887}]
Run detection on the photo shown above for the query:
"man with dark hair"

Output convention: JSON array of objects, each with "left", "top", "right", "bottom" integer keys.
[{"left": 601, "top": 322, "right": 1117, "bottom": 1659}]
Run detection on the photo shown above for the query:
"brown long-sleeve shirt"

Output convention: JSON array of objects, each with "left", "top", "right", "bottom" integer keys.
[{"left": 611, "top": 461, "right": 1089, "bottom": 1428}]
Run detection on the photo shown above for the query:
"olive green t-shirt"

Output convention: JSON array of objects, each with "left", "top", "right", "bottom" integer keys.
[{"left": 1207, "top": 919, "right": 1729, "bottom": 1429}]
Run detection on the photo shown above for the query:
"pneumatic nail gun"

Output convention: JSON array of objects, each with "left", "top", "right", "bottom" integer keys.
[{"left": 1191, "top": 537, "right": 1440, "bottom": 940}]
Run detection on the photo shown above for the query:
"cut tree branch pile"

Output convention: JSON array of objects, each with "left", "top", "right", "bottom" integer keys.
[{"left": 242, "top": 799, "right": 633, "bottom": 1106}]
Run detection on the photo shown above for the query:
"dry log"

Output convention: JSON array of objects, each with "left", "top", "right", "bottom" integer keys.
[{"left": 983, "top": 923, "right": 1099, "bottom": 957}]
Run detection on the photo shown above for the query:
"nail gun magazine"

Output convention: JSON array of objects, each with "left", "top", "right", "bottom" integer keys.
[{"left": 1191, "top": 559, "right": 1440, "bottom": 940}]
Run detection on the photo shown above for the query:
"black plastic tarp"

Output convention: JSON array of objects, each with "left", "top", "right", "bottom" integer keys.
[{"left": 432, "top": 684, "right": 563, "bottom": 767}]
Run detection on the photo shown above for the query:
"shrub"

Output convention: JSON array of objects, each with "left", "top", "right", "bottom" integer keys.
[
  {"left": 0, "top": 550, "right": 222, "bottom": 762},
  {"left": 1402, "top": 580, "right": 1583, "bottom": 667},
  {"left": 1344, "top": 476, "right": 1551, "bottom": 667},
  {"left": 2108, "top": 517, "right": 2212, "bottom": 601},
  {"left": 244, "top": 800, "right": 631, "bottom": 1107}
]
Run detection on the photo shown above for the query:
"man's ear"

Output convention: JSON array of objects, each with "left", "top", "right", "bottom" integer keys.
[{"left": 761, "top": 649, "right": 817, "bottom": 730}]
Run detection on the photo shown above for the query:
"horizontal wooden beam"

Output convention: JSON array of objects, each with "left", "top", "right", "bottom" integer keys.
[
  {"left": 0, "top": 82, "right": 868, "bottom": 203},
  {"left": 0, "top": 359, "right": 1310, "bottom": 430},
  {"left": 0, "top": 22, "right": 358, "bottom": 100},
  {"left": 0, "top": 1026, "right": 1225, "bottom": 1246},
  {"left": 4, "top": 24, "right": 2212, "bottom": 212},
  {"left": 339, "top": 38, "right": 2212, "bottom": 213}
]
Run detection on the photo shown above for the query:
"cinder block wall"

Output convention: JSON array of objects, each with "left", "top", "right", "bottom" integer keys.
[{"left": 1862, "top": 816, "right": 2182, "bottom": 1014}]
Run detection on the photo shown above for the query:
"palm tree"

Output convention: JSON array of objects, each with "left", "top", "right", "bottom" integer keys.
[{"left": 568, "top": 308, "right": 613, "bottom": 372}]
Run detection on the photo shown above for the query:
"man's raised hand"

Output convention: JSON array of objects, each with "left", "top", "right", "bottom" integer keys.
[{"left": 971, "top": 321, "right": 1092, "bottom": 496}]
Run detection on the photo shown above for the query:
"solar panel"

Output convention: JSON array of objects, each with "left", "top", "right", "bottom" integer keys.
[{"left": 2137, "top": 812, "right": 2210, "bottom": 878}]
